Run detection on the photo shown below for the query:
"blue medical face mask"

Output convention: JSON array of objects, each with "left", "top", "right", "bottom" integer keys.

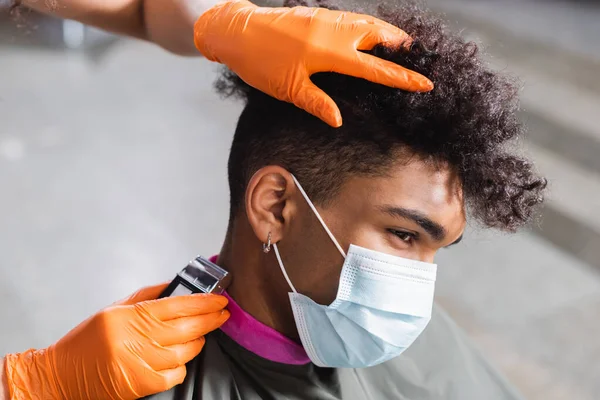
[{"left": 272, "top": 175, "right": 437, "bottom": 368}]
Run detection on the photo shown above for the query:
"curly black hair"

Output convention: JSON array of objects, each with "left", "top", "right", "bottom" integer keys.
[{"left": 217, "top": 0, "right": 547, "bottom": 231}]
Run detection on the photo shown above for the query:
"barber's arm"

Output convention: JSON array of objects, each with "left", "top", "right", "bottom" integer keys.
[
  {"left": 1, "top": 284, "right": 229, "bottom": 400},
  {"left": 20, "top": 0, "right": 218, "bottom": 55}
]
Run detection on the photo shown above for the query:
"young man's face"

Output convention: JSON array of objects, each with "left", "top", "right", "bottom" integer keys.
[{"left": 275, "top": 156, "right": 466, "bottom": 306}]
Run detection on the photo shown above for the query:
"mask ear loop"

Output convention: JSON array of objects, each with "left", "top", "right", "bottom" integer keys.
[
  {"left": 273, "top": 243, "right": 298, "bottom": 293},
  {"left": 272, "top": 175, "right": 347, "bottom": 294},
  {"left": 290, "top": 175, "right": 347, "bottom": 259}
]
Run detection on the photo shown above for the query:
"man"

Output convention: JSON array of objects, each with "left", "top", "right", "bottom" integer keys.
[
  {"left": 145, "top": 0, "right": 547, "bottom": 399},
  {"left": 2, "top": 1, "right": 433, "bottom": 399},
  {"left": 1, "top": 0, "right": 547, "bottom": 399}
]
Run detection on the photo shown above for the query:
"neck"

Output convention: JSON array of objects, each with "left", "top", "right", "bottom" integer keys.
[{"left": 217, "top": 222, "right": 299, "bottom": 340}]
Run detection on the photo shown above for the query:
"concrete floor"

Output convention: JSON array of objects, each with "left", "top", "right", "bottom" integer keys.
[{"left": 1, "top": 2, "right": 600, "bottom": 399}]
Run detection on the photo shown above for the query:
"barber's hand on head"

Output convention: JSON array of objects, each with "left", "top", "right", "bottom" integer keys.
[
  {"left": 194, "top": 0, "right": 433, "bottom": 128},
  {"left": 4, "top": 283, "right": 229, "bottom": 400}
]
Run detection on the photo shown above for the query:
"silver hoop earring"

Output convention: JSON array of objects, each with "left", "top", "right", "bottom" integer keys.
[{"left": 263, "top": 232, "right": 272, "bottom": 253}]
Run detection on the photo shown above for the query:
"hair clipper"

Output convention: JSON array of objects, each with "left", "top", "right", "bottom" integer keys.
[{"left": 159, "top": 256, "right": 231, "bottom": 298}]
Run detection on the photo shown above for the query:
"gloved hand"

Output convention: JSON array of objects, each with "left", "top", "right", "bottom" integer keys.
[
  {"left": 194, "top": 0, "right": 433, "bottom": 128},
  {"left": 4, "top": 283, "right": 229, "bottom": 400}
]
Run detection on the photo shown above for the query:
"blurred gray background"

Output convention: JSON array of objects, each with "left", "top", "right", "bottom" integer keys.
[{"left": 1, "top": 1, "right": 599, "bottom": 399}]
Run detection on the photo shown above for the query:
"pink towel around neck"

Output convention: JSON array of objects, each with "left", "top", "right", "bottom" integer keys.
[{"left": 209, "top": 255, "right": 311, "bottom": 365}]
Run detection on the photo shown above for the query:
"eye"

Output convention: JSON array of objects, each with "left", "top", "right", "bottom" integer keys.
[{"left": 388, "top": 229, "right": 417, "bottom": 244}]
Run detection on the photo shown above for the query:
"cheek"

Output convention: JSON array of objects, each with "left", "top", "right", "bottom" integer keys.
[
  {"left": 347, "top": 223, "right": 396, "bottom": 255},
  {"left": 324, "top": 207, "right": 388, "bottom": 253},
  {"left": 322, "top": 188, "right": 395, "bottom": 254},
  {"left": 282, "top": 211, "right": 346, "bottom": 305}
]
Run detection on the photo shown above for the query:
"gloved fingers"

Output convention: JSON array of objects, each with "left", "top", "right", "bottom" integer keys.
[
  {"left": 116, "top": 282, "right": 170, "bottom": 306},
  {"left": 150, "top": 311, "right": 230, "bottom": 346},
  {"left": 333, "top": 51, "right": 433, "bottom": 92},
  {"left": 144, "top": 338, "right": 206, "bottom": 371},
  {"left": 134, "top": 293, "right": 228, "bottom": 321},
  {"left": 293, "top": 80, "right": 343, "bottom": 127},
  {"left": 355, "top": 21, "right": 413, "bottom": 51},
  {"left": 143, "top": 365, "right": 188, "bottom": 395}
]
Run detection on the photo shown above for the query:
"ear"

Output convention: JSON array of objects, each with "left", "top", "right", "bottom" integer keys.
[{"left": 245, "top": 166, "right": 298, "bottom": 245}]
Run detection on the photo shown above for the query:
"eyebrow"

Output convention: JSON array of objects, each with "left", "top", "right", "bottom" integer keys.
[{"left": 378, "top": 205, "right": 447, "bottom": 242}]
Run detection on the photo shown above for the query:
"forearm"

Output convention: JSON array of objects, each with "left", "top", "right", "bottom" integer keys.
[
  {"left": 142, "top": 0, "right": 222, "bottom": 55},
  {"left": 20, "top": 0, "right": 224, "bottom": 55},
  {"left": 1, "top": 356, "right": 8, "bottom": 400}
]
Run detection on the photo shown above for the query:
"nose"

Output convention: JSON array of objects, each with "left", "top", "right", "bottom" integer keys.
[{"left": 419, "top": 249, "right": 436, "bottom": 264}]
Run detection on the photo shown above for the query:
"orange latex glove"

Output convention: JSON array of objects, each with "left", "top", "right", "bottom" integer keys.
[
  {"left": 4, "top": 283, "right": 229, "bottom": 400},
  {"left": 194, "top": 0, "right": 433, "bottom": 128}
]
